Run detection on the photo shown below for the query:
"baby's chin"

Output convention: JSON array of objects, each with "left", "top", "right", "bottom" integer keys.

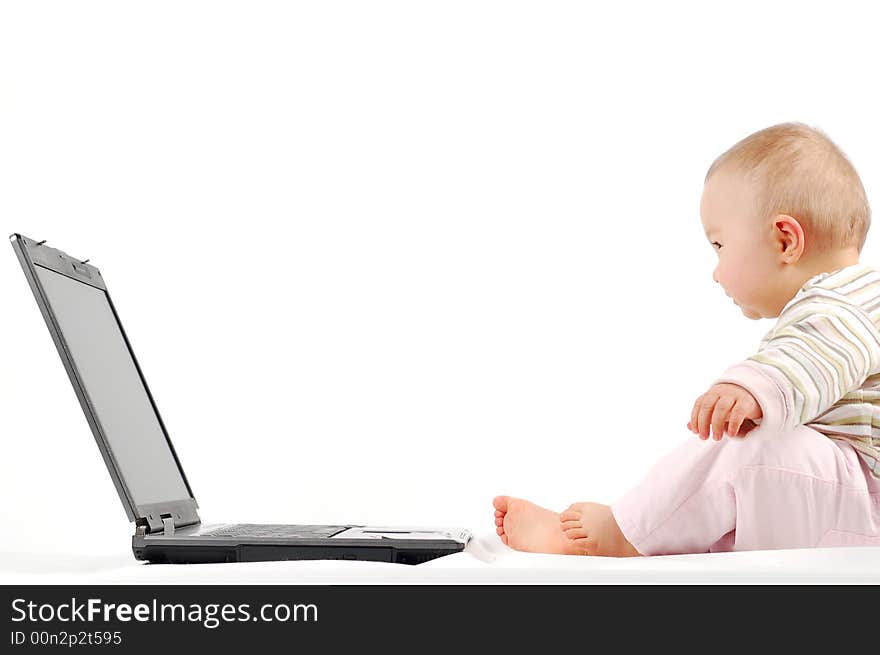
[{"left": 737, "top": 304, "right": 762, "bottom": 320}]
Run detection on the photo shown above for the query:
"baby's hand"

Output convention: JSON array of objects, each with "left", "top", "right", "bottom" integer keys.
[{"left": 688, "top": 382, "right": 762, "bottom": 441}]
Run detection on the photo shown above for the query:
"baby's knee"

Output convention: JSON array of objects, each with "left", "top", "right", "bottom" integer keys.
[
  {"left": 719, "top": 424, "right": 838, "bottom": 476},
  {"left": 703, "top": 426, "right": 787, "bottom": 472}
]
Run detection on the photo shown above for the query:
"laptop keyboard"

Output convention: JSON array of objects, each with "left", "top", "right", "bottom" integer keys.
[{"left": 204, "top": 524, "right": 348, "bottom": 539}]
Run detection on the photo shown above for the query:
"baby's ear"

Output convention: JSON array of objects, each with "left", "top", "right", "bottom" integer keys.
[{"left": 774, "top": 214, "right": 806, "bottom": 261}]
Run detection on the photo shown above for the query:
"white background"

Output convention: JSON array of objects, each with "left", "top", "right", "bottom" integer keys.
[{"left": 2, "top": 1, "right": 879, "bottom": 559}]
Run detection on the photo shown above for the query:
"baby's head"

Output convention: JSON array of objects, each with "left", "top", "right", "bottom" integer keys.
[{"left": 700, "top": 122, "right": 870, "bottom": 320}]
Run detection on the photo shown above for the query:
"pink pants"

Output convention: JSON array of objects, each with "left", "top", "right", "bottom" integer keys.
[{"left": 610, "top": 425, "right": 880, "bottom": 555}]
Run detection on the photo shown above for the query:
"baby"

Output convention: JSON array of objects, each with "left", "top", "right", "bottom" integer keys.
[{"left": 493, "top": 122, "right": 880, "bottom": 556}]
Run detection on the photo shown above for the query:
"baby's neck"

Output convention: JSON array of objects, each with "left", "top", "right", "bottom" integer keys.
[
  {"left": 800, "top": 248, "right": 861, "bottom": 280},
  {"left": 780, "top": 248, "right": 862, "bottom": 313},
  {"left": 770, "top": 249, "right": 862, "bottom": 317}
]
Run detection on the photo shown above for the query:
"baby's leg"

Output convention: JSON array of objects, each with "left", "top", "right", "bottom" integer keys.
[{"left": 609, "top": 424, "right": 879, "bottom": 555}]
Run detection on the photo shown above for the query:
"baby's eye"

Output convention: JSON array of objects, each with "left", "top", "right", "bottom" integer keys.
[{"left": 711, "top": 241, "right": 722, "bottom": 249}]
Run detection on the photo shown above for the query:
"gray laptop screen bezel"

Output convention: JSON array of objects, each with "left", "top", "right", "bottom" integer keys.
[{"left": 10, "top": 233, "right": 199, "bottom": 533}]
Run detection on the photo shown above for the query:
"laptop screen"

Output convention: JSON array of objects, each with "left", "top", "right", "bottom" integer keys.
[{"left": 33, "top": 264, "right": 191, "bottom": 507}]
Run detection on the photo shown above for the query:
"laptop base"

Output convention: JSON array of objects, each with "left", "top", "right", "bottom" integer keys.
[{"left": 134, "top": 541, "right": 463, "bottom": 565}]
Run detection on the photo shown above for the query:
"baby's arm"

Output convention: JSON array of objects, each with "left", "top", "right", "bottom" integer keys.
[{"left": 711, "top": 299, "right": 880, "bottom": 435}]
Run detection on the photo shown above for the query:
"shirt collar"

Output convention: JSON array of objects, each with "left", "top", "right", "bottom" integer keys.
[{"left": 799, "top": 262, "right": 870, "bottom": 293}]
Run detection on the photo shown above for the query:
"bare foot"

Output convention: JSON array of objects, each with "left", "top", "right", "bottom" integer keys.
[
  {"left": 559, "top": 501, "right": 643, "bottom": 557},
  {"left": 493, "top": 495, "right": 581, "bottom": 554}
]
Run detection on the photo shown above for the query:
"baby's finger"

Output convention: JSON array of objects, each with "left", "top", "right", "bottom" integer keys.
[
  {"left": 690, "top": 399, "right": 701, "bottom": 434},
  {"left": 727, "top": 403, "right": 744, "bottom": 437},
  {"left": 696, "top": 396, "right": 717, "bottom": 440},
  {"left": 711, "top": 399, "right": 733, "bottom": 440},
  {"left": 692, "top": 394, "right": 709, "bottom": 434}
]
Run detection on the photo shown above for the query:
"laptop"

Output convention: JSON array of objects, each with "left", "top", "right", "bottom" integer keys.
[{"left": 10, "top": 233, "right": 471, "bottom": 564}]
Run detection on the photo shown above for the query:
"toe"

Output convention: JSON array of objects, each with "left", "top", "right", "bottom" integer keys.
[
  {"left": 500, "top": 533, "right": 509, "bottom": 545},
  {"left": 560, "top": 519, "right": 582, "bottom": 531},
  {"left": 563, "top": 527, "right": 588, "bottom": 540},
  {"left": 495, "top": 517, "right": 503, "bottom": 527},
  {"left": 569, "top": 537, "right": 595, "bottom": 556},
  {"left": 496, "top": 526, "right": 504, "bottom": 536},
  {"left": 559, "top": 509, "right": 581, "bottom": 522},
  {"left": 493, "top": 496, "right": 510, "bottom": 512}
]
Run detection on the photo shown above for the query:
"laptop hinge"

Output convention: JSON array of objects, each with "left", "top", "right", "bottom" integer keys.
[
  {"left": 137, "top": 499, "right": 201, "bottom": 534},
  {"left": 134, "top": 514, "right": 180, "bottom": 536}
]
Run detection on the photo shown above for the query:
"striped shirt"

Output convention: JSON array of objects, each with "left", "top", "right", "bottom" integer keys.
[{"left": 713, "top": 262, "right": 880, "bottom": 479}]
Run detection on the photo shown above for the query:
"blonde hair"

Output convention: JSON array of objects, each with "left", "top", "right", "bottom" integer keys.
[{"left": 705, "top": 122, "right": 871, "bottom": 254}]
